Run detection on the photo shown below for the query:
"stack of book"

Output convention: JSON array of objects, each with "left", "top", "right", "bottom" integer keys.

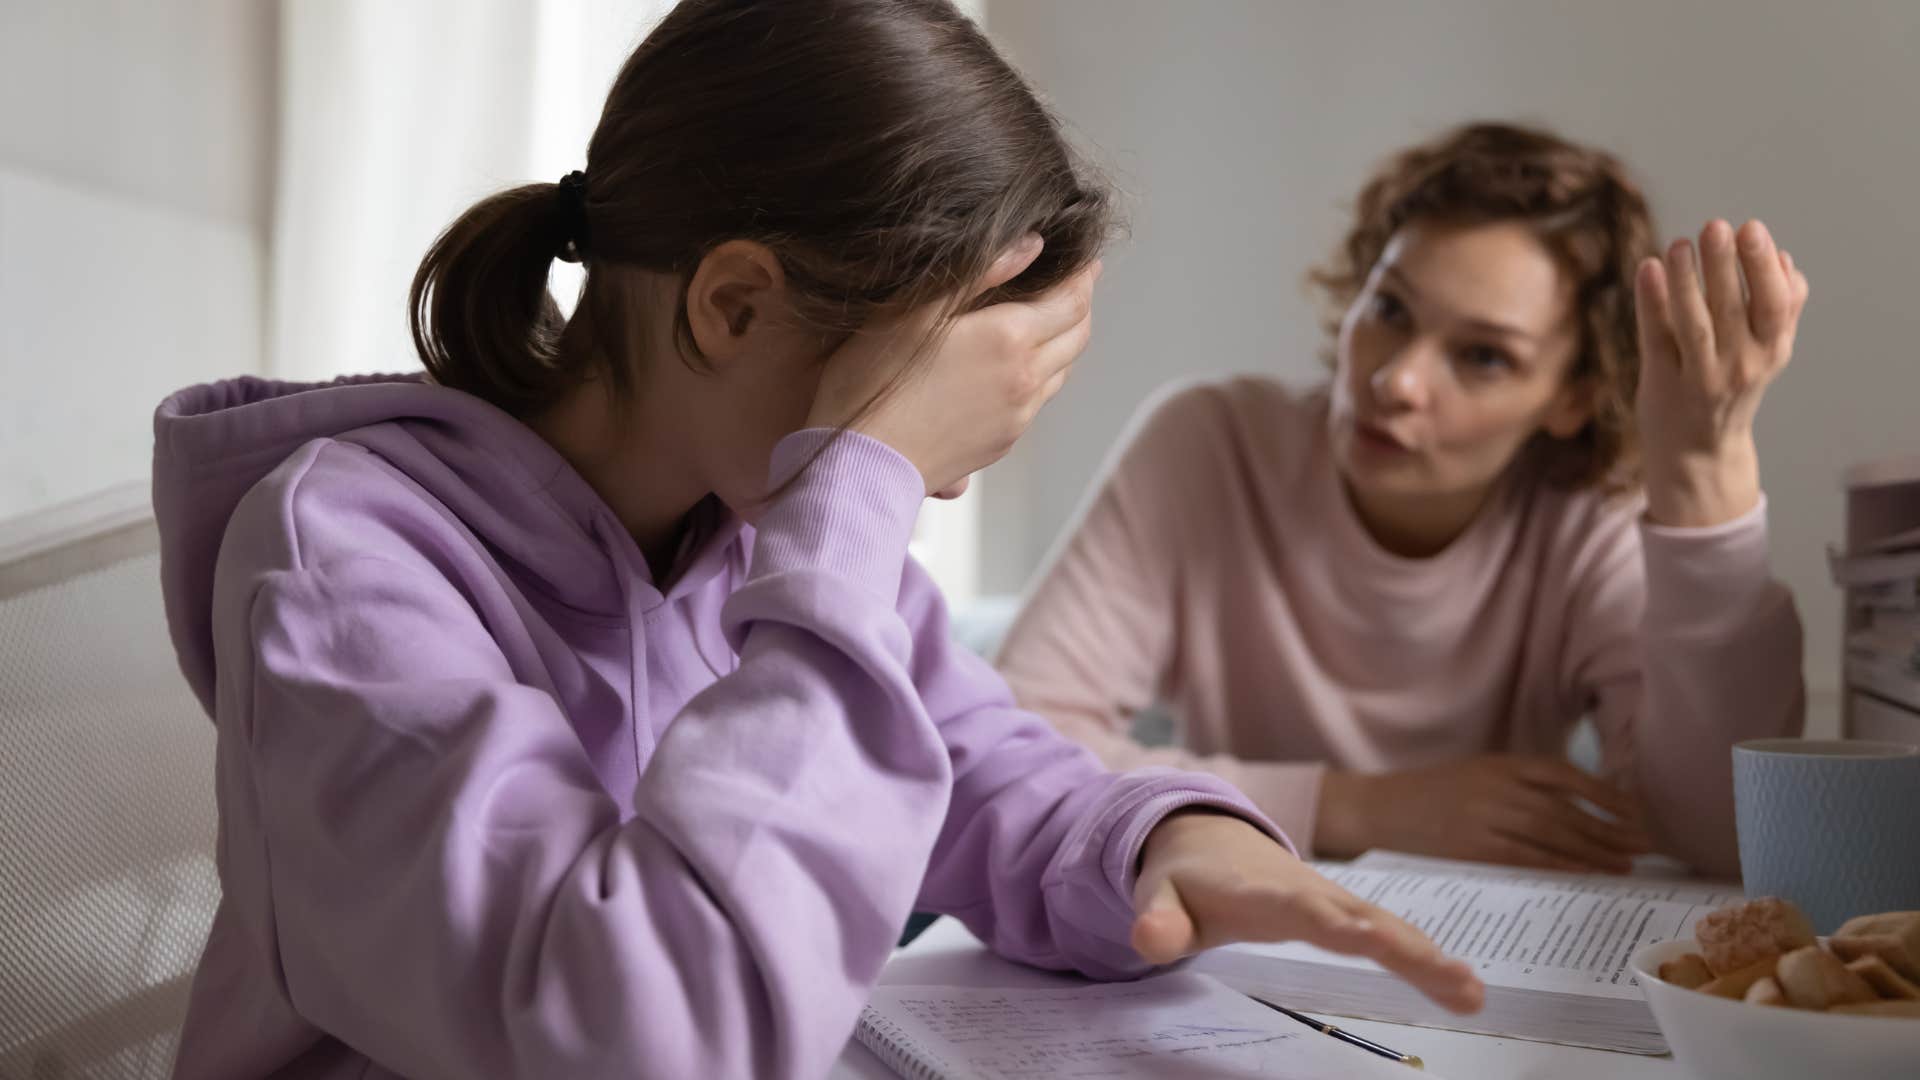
[{"left": 1831, "top": 532, "right": 1920, "bottom": 711}]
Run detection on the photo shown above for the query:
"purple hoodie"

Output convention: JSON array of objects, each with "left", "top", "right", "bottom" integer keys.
[{"left": 151, "top": 375, "right": 1279, "bottom": 1080}]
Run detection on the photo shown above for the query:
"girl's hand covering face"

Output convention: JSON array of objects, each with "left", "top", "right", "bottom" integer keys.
[{"left": 806, "top": 235, "right": 1101, "bottom": 497}]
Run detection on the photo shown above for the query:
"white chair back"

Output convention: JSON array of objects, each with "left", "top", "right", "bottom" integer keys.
[{"left": 0, "top": 484, "right": 218, "bottom": 1080}]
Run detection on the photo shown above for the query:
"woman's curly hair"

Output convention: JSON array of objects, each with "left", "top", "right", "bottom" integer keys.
[{"left": 1310, "top": 122, "right": 1659, "bottom": 490}]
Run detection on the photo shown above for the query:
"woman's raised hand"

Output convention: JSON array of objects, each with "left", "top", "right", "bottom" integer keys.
[{"left": 1633, "top": 219, "right": 1809, "bottom": 527}]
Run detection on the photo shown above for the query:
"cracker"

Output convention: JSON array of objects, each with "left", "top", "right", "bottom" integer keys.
[
  {"left": 1658, "top": 953, "right": 1714, "bottom": 990},
  {"left": 1776, "top": 945, "right": 1878, "bottom": 1010},
  {"left": 1698, "top": 957, "right": 1778, "bottom": 999},
  {"left": 1743, "top": 975, "right": 1787, "bottom": 1007},
  {"left": 1845, "top": 955, "right": 1920, "bottom": 1001},
  {"left": 1831, "top": 912, "right": 1920, "bottom": 983},
  {"left": 1694, "top": 898, "right": 1816, "bottom": 976},
  {"left": 1828, "top": 999, "right": 1920, "bottom": 1019}
]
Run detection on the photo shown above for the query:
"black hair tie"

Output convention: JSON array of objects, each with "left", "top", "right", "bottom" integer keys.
[{"left": 556, "top": 170, "right": 589, "bottom": 263}]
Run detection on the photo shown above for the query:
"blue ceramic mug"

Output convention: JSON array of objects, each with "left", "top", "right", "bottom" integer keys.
[{"left": 1733, "top": 738, "right": 1920, "bottom": 933}]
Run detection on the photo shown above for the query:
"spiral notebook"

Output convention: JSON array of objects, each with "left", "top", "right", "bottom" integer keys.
[{"left": 854, "top": 973, "right": 1438, "bottom": 1079}]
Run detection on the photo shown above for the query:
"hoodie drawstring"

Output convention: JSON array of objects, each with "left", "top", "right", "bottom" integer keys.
[
  {"left": 591, "top": 510, "right": 657, "bottom": 767},
  {"left": 686, "top": 548, "right": 741, "bottom": 681}
]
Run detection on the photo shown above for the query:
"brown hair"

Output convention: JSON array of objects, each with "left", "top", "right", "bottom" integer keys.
[
  {"left": 410, "top": 0, "right": 1113, "bottom": 421},
  {"left": 1309, "top": 121, "right": 1657, "bottom": 490}
]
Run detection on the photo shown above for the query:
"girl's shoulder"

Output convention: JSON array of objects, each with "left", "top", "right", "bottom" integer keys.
[{"left": 222, "top": 433, "right": 446, "bottom": 580}]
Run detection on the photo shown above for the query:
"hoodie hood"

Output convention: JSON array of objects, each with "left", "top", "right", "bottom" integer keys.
[{"left": 152, "top": 374, "right": 738, "bottom": 715}]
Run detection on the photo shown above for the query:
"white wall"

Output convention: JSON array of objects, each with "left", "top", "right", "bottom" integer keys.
[
  {"left": 0, "top": 0, "right": 274, "bottom": 522},
  {"left": 981, "top": 0, "right": 1920, "bottom": 711},
  {"left": 270, "top": 0, "right": 634, "bottom": 384}
]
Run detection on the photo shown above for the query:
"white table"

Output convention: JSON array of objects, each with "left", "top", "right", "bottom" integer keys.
[{"left": 830, "top": 917, "right": 1689, "bottom": 1079}]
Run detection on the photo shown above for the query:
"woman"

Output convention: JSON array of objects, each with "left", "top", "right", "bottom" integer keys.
[{"left": 998, "top": 121, "right": 1807, "bottom": 878}]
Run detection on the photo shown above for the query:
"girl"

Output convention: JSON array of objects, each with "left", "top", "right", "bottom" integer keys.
[
  {"left": 151, "top": 3, "right": 1478, "bottom": 1078},
  {"left": 998, "top": 122, "right": 1809, "bottom": 880}
]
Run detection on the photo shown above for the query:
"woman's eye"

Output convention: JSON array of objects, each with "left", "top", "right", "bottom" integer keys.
[
  {"left": 1458, "top": 344, "right": 1514, "bottom": 375},
  {"left": 1370, "top": 291, "right": 1409, "bottom": 326}
]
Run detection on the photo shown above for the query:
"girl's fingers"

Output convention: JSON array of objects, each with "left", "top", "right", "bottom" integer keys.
[
  {"left": 969, "top": 233, "right": 1044, "bottom": 303},
  {"left": 1193, "top": 881, "right": 1369, "bottom": 954},
  {"left": 1298, "top": 892, "right": 1367, "bottom": 939},
  {"left": 1169, "top": 872, "right": 1485, "bottom": 1014},
  {"left": 1738, "top": 219, "right": 1792, "bottom": 344},
  {"left": 1036, "top": 359, "right": 1075, "bottom": 408},
  {"left": 1129, "top": 874, "right": 1197, "bottom": 965},
  {"left": 1218, "top": 885, "right": 1483, "bottom": 1015},
  {"left": 1698, "top": 220, "right": 1747, "bottom": 352},
  {"left": 1034, "top": 309, "right": 1094, "bottom": 384},
  {"left": 1665, "top": 238, "right": 1717, "bottom": 378},
  {"left": 1022, "top": 360, "right": 1076, "bottom": 429},
  {"left": 1010, "top": 259, "right": 1102, "bottom": 346},
  {"left": 1315, "top": 902, "right": 1484, "bottom": 1015}
]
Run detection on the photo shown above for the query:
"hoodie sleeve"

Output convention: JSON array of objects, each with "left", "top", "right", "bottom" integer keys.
[
  {"left": 218, "top": 430, "right": 1270, "bottom": 1080},
  {"left": 898, "top": 554, "right": 1286, "bottom": 980},
  {"left": 1563, "top": 497, "right": 1805, "bottom": 877}
]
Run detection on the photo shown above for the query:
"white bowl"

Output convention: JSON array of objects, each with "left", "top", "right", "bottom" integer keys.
[{"left": 1631, "top": 938, "right": 1920, "bottom": 1080}]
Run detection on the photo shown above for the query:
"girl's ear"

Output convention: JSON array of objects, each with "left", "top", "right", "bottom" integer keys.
[{"left": 685, "top": 240, "right": 788, "bottom": 362}]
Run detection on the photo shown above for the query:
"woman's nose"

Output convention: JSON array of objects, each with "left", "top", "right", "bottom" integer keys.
[{"left": 1370, "top": 342, "right": 1435, "bottom": 412}]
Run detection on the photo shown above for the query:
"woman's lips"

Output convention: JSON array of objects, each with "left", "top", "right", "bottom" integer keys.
[{"left": 1355, "top": 419, "right": 1412, "bottom": 454}]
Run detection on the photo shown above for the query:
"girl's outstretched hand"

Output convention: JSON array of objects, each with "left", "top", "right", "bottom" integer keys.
[
  {"left": 1132, "top": 810, "right": 1486, "bottom": 1016},
  {"left": 1634, "top": 218, "right": 1809, "bottom": 528}
]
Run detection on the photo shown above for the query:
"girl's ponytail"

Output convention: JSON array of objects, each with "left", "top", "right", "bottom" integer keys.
[{"left": 409, "top": 180, "right": 585, "bottom": 416}]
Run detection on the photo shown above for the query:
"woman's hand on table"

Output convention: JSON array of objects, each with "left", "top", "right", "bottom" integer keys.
[
  {"left": 1634, "top": 218, "right": 1809, "bottom": 529},
  {"left": 1132, "top": 809, "right": 1485, "bottom": 1015},
  {"left": 1313, "top": 754, "right": 1652, "bottom": 874}
]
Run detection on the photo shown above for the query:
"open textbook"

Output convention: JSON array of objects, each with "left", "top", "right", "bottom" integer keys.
[
  {"left": 856, "top": 973, "right": 1448, "bottom": 1080},
  {"left": 1191, "top": 851, "right": 1741, "bottom": 1054}
]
